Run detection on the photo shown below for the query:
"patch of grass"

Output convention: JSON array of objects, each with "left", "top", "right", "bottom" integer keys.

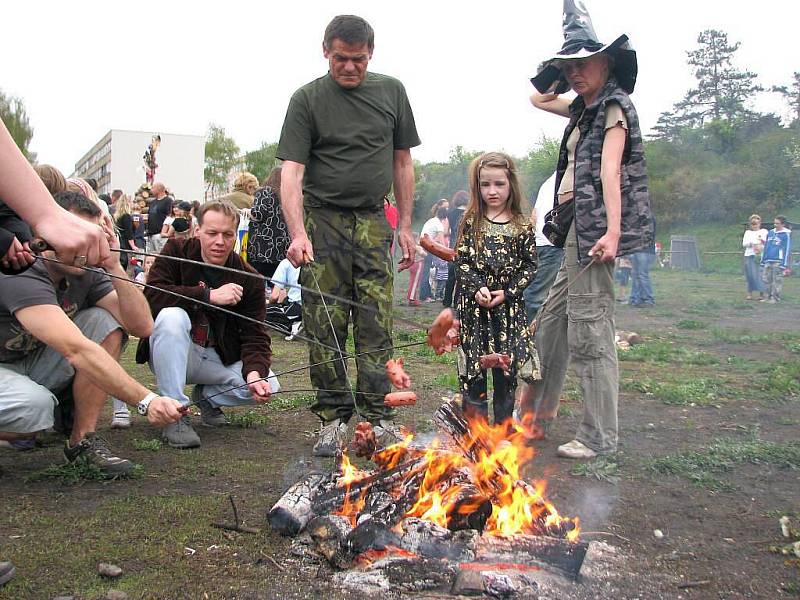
[
  {"left": 778, "top": 417, "right": 800, "bottom": 426},
  {"left": 622, "top": 376, "right": 721, "bottom": 406},
  {"left": 571, "top": 456, "right": 620, "bottom": 484},
  {"left": 686, "top": 298, "right": 725, "bottom": 315},
  {"left": 269, "top": 393, "right": 315, "bottom": 411},
  {"left": 25, "top": 461, "right": 144, "bottom": 484},
  {"left": 132, "top": 438, "right": 162, "bottom": 451},
  {"left": 559, "top": 404, "right": 575, "bottom": 417},
  {"left": 618, "top": 341, "right": 718, "bottom": 366},
  {"left": 675, "top": 319, "right": 708, "bottom": 330},
  {"left": 649, "top": 437, "right": 800, "bottom": 490},
  {"left": 754, "top": 360, "right": 800, "bottom": 402},
  {"left": 228, "top": 410, "right": 269, "bottom": 428},
  {"left": 789, "top": 343, "right": 800, "bottom": 355},
  {"left": 433, "top": 371, "right": 460, "bottom": 389}
]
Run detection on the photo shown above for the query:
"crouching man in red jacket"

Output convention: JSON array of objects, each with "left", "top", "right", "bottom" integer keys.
[{"left": 136, "top": 201, "right": 279, "bottom": 449}]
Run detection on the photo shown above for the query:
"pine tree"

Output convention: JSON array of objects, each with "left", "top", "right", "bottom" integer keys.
[
  {"left": 0, "top": 90, "right": 36, "bottom": 162},
  {"left": 772, "top": 72, "right": 800, "bottom": 125}
]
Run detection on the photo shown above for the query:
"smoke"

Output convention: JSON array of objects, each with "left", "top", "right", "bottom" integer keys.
[{"left": 570, "top": 484, "right": 619, "bottom": 533}]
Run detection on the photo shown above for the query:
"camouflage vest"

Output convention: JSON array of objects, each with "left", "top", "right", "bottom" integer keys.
[{"left": 555, "top": 77, "right": 654, "bottom": 264}]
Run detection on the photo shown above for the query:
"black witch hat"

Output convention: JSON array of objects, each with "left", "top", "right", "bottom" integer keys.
[{"left": 531, "top": 0, "right": 638, "bottom": 94}]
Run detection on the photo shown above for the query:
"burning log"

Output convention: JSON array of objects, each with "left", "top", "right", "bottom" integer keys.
[
  {"left": 420, "top": 234, "right": 456, "bottom": 262},
  {"left": 267, "top": 472, "right": 332, "bottom": 535},
  {"left": 307, "top": 515, "right": 354, "bottom": 568},
  {"left": 479, "top": 353, "right": 511, "bottom": 373},
  {"left": 427, "top": 309, "right": 460, "bottom": 355},
  {"left": 351, "top": 422, "right": 377, "bottom": 458},
  {"left": 384, "top": 391, "right": 417, "bottom": 407},
  {"left": 398, "top": 518, "right": 476, "bottom": 562},
  {"left": 346, "top": 520, "right": 402, "bottom": 555},
  {"left": 312, "top": 456, "right": 429, "bottom": 516},
  {"left": 385, "top": 358, "right": 411, "bottom": 390},
  {"left": 473, "top": 534, "right": 589, "bottom": 580}
]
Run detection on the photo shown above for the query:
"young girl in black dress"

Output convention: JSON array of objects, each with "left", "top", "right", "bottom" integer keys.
[{"left": 455, "top": 152, "right": 539, "bottom": 424}]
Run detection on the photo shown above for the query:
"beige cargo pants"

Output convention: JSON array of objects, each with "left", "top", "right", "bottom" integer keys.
[{"left": 522, "top": 224, "right": 618, "bottom": 454}]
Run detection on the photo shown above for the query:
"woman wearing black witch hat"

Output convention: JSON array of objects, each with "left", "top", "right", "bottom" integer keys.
[{"left": 518, "top": 0, "right": 654, "bottom": 459}]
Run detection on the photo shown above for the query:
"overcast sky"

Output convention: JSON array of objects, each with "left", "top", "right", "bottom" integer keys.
[{"left": 3, "top": 0, "right": 797, "bottom": 174}]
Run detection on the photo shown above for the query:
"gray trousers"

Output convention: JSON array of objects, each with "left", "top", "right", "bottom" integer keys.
[{"left": 523, "top": 225, "right": 618, "bottom": 453}]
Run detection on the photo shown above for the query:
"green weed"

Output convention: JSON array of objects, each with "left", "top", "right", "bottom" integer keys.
[
  {"left": 623, "top": 376, "right": 721, "bottom": 406},
  {"left": 618, "top": 341, "right": 718, "bottom": 366},
  {"left": 571, "top": 456, "right": 620, "bottom": 484},
  {"left": 433, "top": 371, "right": 460, "bottom": 389},
  {"left": 228, "top": 410, "right": 269, "bottom": 428},
  {"left": 133, "top": 438, "right": 162, "bottom": 451},
  {"left": 649, "top": 437, "right": 800, "bottom": 490},
  {"left": 675, "top": 319, "right": 708, "bottom": 330},
  {"left": 25, "top": 461, "right": 144, "bottom": 484},
  {"left": 269, "top": 393, "right": 315, "bottom": 411}
]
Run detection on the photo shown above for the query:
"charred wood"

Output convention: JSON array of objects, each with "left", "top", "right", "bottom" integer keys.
[
  {"left": 267, "top": 471, "right": 332, "bottom": 535},
  {"left": 307, "top": 514, "right": 354, "bottom": 569},
  {"left": 473, "top": 533, "right": 589, "bottom": 580}
]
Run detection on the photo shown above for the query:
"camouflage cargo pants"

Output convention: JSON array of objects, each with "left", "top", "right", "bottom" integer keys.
[
  {"left": 302, "top": 205, "right": 395, "bottom": 423},
  {"left": 761, "top": 262, "right": 785, "bottom": 300}
]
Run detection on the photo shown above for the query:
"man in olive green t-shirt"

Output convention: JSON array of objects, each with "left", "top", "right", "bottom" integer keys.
[{"left": 277, "top": 14, "right": 420, "bottom": 457}]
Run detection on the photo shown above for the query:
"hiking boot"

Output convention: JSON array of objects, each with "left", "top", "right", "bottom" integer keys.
[
  {"left": 312, "top": 418, "right": 348, "bottom": 457},
  {"left": 373, "top": 419, "right": 406, "bottom": 449},
  {"left": 0, "top": 561, "right": 15, "bottom": 587},
  {"left": 556, "top": 439, "right": 598, "bottom": 459},
  {"left": 162, "top": 416, "right": 201, "bottom": 449},
  {"left": 193, "top": 385, "right": 227, "bottom": 427},
  {"left": 64, "top": 432, "right": 134, "bottom": 477}
]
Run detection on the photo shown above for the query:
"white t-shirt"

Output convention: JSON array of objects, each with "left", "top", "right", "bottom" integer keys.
[
  {"left": 271, "top": 258, "right": 301, "bottom": 304},
  {"left": 421, "top": 217, "right": 444, "bottom": 241},
  {"left": 742, "top": 228, "right": 768, "bottom": 257},
  {"left": 533, "top": 173, "right": 558, "bottom": 247}
]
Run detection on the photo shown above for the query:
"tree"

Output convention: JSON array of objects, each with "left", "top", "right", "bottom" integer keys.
[
  {"left": 772, "top": 72, "right": 800, "bottom": 125},
  {"left": 244, "top": 141, "right": 278, "bottom": 184},
  {"left": 0, "top": 90, "right": 35, "bottom": 162},
  {"left": 654, "top": 30, "right": 763, "bottom": 138},
  {"left": 204, "top": 124, "right": 240, "bottom": 200}
]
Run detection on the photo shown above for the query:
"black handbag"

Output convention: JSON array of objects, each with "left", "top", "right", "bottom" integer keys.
[{"left": 541, "top": 196, "right": 574, "bottom": 248}]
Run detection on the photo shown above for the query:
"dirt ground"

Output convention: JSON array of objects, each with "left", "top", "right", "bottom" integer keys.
[{"left": 1, "top": 269, "right": 798, "bottom": 599}]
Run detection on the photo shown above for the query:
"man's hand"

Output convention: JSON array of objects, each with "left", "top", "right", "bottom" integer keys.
[
  {"left": 396, "top": 226, "right": 415, "bottom": 271},
  {"left": 99, "top": 218, "right": 122, "bottom": 272},
  {"left": 210, "top": 283, "right": 243, "bottom": 305},
  {"left": 2, "top": 237, "right": 35, "bottom": 271},
  {"left": 487, "top": 289, "right": 506, "bottom": 308},
  {"left": 589, "top": 232, "right": 620, "bottom": 263},
  {"left": 287, "top": 236, "right": 314, "bottom": 267},
  {"left": 475, "top": 286, "right": 492, "bottom": 308},
  {"left": 38, "top": 208, "right": 110, "bottom": 267},
  {"left": 147, "top": 396, "right": 185, "bottom": 427},
  {"left": 246, "top": 371, "right": 271, "bottom": 403}
]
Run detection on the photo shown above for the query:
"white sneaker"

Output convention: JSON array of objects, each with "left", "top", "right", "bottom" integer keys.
[
  {"left": 557, "top": 439, "right": 598, "bottom": 459},
  {"left": 110, "top": 410, "right": 131, "bottom": 429},
  {"left": 285, "top": 321, "right": 303, "bottom": 341}
]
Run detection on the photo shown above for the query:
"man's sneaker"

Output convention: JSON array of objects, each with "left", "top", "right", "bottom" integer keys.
[
  {"left": 312, "top": 418, "right": 348, "bottom": 457},
  {"left": 110, "top": 409, "right": 132, "bottom": 429},
  {"left": 193, "top": 386, "right": 227, "bottom": 427},
  {"left": 556, "top": 439, "right": 598, "bottom": 459},
  {"left": 64, "top": 432, "right": 134, "bottom": 477},
  {"left": 163, "top": 416, "right": 201, "bottom": 449},
  {"left": 0, "top": 560, "right": 15, "bottom": 587},
  {"left": 285, "top": 321, "right": 303, "bottom": 341},
  {"left": 373, "top": 419, "right": 406, "bottom": 449}
]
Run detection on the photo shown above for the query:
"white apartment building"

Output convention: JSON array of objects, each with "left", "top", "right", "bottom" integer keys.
[{"left": 71, "top": 129, "right": 205, "bottom": 201}]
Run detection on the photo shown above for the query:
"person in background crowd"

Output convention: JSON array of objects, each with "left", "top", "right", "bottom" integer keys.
[
  {"left": 442, "top": 190, "right": 468, "bottom": 307},
  {"left": 628, "top": 217, "right": 657, "bottom": 307},
  {"left": 614, "top": 256, "right": 632, "bottom": 303},
  {"left": 407, "top": 233, "right": 426, "bottom": 306},
  {"left": 419, "top": 205, "right": 448, "bottom": 302},
  {"left": 248, "top": 167, "right": 289, "bottom": 280},
  {"left": 33, "top": 164, "right": 68, "bottom": 196},
  {"left": 742, "top": 214, "right": 768, "bottom": 300},
  {"left": 522, "top": 173, "right": 565, "bottom": 322},
  {"left": 519, "top": 0, "right": 653, "bottom": 459},
  {"left": 145, "top": 182, "right": 172, "bottom": 253},
  {"left": 221, "top": 172, "right": 258, "bottom": 210},
  {"left": 113, "top": 194, "right": 139, "bottom": 271},
  {"left": 278, "top": 14, "right": 419, "bottom": 456},
  {"left": 266, "top": 257, "right": 303, "bottom": 341},
  {"left": 760, "top": 215, "right": 792, "bottom": 303},
  {"left": 171, "top": 217, "right": 192, "bottom": 240},
  {"left": 110, "top": 189, "right": 123, "bottom": 212},
  {"left": 161, "top": 201, "right": 193, "bottom": 240},
  {"left": 135, "top": 202, "right": 278, "bottom": 449},
  {"left": 432, "top": 253, "right": 449, "bottom": 301}
]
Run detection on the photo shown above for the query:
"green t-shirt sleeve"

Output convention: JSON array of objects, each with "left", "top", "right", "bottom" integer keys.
[
  {"left": 277, "top": 92, "right": 313, "bottom": 164},
  {"left": 392, "top": 82, "right": 421, "bottom": 150}
]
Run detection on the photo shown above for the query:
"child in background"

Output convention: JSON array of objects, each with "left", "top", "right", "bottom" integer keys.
[
  {"left": 455, "top": 152, "right": 539, "bottom": 425},
  {"left": 432, "top": 254, "right": 449, "bottom": 301},
  {"left": 760, "top": 215, "right": 792, "bottom": 303},
  {"left": 614, "top": 256, "right": 633, "bottom": 303},
  {"left": 406, "top": 233, "right": 425, "bottom": 306}
]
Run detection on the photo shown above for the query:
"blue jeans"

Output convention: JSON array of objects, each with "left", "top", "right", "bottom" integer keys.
[
  {"left": 150, "top": 307, "right": 280, "bottom": 407},
  {"left": 743, "top": 255, "right": 763, "bottom": 294},
  {"left": 629, "top": 252, "right": 655, "bottom": 305},
  {"left": 522, "top": 245, "right": 565, "bottom": 322}
]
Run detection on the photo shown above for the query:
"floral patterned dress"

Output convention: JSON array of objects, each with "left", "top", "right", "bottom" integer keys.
[{"left": 455, "top": 216, "right": 540, "bottom": 392}]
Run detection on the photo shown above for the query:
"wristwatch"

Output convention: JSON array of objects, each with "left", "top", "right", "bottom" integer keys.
[{"left": 137, "top": 392, "right": 158, "bottom": 416}]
